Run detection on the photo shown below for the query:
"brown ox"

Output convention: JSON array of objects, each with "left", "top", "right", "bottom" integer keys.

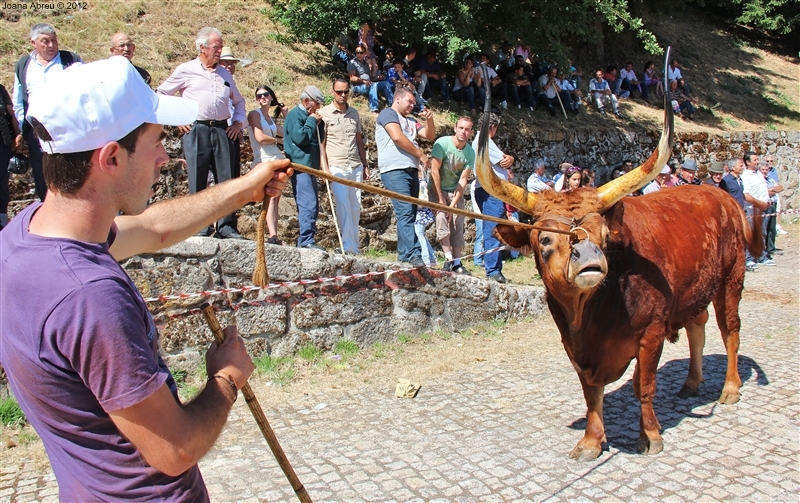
[{"left": 475, "top": 55, "right": 763, "bottom": 461}]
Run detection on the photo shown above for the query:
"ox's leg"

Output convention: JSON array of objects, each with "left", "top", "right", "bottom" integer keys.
[
  {"left": 713, "top": 284, "right": 743, "bottom": 404},
  {"left": 569, "top": 375, "right": 606, "bottom": 461},
  {"left": 678, "top": 308, "right": 709, "bottom": 398},
  {"left": 633, "top": 333, "right": 665, "bottom": 455}
]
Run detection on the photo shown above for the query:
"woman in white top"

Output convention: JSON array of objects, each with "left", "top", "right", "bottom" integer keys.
[{"left": 248, "top": 85, "right": 288, "bottom": 245}]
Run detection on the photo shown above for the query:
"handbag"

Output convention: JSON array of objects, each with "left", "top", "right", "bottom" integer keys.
[{"left": 7, "top": 154, "right": 29, "bottom": 175}]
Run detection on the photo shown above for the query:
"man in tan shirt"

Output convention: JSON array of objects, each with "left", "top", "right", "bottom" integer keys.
[{"left": 319, "top": 78, "right": 368, "bottom": 255}]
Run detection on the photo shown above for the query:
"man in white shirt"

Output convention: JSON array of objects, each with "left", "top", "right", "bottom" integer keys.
[
  {"left": 13, "top": 23, "right": 83, "bottom": 201},
  {"left": 526, "top": 160, "right": 553, "bottom": 193},
  {"left": 588, "top": 69, "right": 621, "bottom": 118},
  {"left": 668, "top": 58, "right": 692, "bottom": 96},
  {"left": 620, "top": 61, "right": 646, "bottom": 100},
  {"left": 740, "top": 151, "right": 772, "bottom": 267}
]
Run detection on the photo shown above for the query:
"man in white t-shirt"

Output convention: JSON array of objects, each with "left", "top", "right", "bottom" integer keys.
[
  {"left": 668, "top": 58, "right": 692, "bottom": 96},
  {"left": 620, "top": 61, "right": 646, "bottom": 100},
  {"left": 741, "top": 151, "right": 772, "bottom": 267}
]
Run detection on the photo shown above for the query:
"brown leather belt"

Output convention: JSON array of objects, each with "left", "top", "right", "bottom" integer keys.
[{"left": 195, "top": 119, "right": 228, "bottom": 128}]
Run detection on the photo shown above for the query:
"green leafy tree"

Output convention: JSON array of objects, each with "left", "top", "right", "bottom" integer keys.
[
  {"left": 732, "top": 0, "right": 799, "bottom": 34},
  {"left": 270, "top": 0, "right": 662, "bottom": 66}
]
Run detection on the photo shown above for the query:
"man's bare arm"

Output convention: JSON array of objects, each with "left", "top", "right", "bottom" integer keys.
[{"left": 110, "top": 160, "right": 291, "bottom": 260}]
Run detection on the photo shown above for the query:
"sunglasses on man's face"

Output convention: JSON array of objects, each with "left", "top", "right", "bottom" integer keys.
[{"left": 334, "top": 89, "right": 350, "bottom": 95}]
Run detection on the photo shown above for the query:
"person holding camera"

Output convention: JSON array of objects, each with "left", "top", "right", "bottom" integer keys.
[{"left": 0, "top": 82, "right": 22, "bottom": 230}]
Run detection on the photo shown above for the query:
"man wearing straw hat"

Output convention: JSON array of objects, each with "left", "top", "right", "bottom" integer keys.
[
  {"left": 218, "top": 46, "right": 244, "bottom": 181},
  {"left": 0, "top": 56, "right": 290, "bottom": 501}
]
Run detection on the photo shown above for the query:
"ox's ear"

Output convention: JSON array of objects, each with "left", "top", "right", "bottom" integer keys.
[
  {"left": 493, "top": 224, "right": 535, "bottom": 256},
  {"left": 603, "top": 201, "right": 627, "bottom": 245}
]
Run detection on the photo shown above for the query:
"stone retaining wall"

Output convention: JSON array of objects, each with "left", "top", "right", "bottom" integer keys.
[{"left": 126, "top": 238, "right": 547, "bottom": 359}]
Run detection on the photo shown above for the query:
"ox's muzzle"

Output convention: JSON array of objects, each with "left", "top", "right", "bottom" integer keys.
[{"left": 568, "top": 238, "right": 607, "bottom": 288}]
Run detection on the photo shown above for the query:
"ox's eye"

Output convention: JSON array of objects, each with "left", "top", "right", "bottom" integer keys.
[{"left": 540, "top": 236, "right": 551, "bottom": 246}]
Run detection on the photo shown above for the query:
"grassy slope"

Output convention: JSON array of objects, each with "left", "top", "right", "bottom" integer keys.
[{"left": 1, "top": 1, "right": 798, "bottom": 136}]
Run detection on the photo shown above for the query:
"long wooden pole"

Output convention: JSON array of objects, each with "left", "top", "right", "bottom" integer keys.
[{"left": 200, "top": 304, "right": 313, "bottom": 503}]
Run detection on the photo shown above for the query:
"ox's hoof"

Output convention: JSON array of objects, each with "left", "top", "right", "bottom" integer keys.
[
  {"left": 637, "top": 437, "right": 663, "bottom": 455},
  {"left": 718, "top": 389, "right": 741, "bottom": 405},
  {"left": 677, "top": 384, "right": 699, "bottom": 398},
  {"left": 569, "top": 443, "right": 602, "bottom": 461}
]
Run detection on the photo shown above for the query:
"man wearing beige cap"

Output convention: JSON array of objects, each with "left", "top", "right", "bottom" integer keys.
[
  {"left": 157, "top": 27, "right": 246, "bottom": 239},
  {"left": 284, "top": 85, "right": 326, "bottom": 249},
  {"left": 0, "top": 56, "right": 290, "bottom": 501},
  {"left": 704, "top": 161, "right": 724, "bottom": 188}
]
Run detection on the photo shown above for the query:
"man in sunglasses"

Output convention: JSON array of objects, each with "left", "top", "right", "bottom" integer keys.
[
  {"left": 320, "top": 79, "right": 368, "bottom": 255},
  {"left": 348, "top": 43, "right": 393, "bottom": 113}
]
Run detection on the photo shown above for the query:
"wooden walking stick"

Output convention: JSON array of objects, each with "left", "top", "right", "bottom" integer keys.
[
  {"left": 200, "top": 304, "right": 313, "bottom": 503},
  {"left": 553, "top": 81, "right": 569, "bottom": 119},
  {"left": 317, "top": 125, "right": 345, "bottom": 254}
]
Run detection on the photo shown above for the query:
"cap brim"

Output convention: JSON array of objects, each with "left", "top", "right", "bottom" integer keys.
[{"left": 150, "top": 94, "right": 199, "bottom": 126}]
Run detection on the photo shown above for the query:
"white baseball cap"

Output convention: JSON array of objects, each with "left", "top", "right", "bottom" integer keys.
[
  {"left": 27, "top": 56, "right": 198, "bottom": 154},
  {"left": 660, "top": 165, "right": 671, "bottom": 175}
]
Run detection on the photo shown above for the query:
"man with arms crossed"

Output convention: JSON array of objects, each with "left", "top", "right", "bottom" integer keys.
[
  {"left": 375, "top": 87, "right": 435, "bottom": 266},
  {"left": 0, "top": 57, "right": 290, "bottom": 501},
  {"left": 429, "top": 116, "right": 475, "bottom": 274}
]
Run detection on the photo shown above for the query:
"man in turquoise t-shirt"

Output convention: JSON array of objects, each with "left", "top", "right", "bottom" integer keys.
[{"left": 429, "top": 116, "right": 475, "bottom": 274}]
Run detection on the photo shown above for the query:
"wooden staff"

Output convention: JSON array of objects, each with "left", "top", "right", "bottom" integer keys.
[
  {"left": 317, "top": 125, "right": 345, "bottom": 254},
  {"left": 200, "top": 304, "right": 312, "bottom": 503},
  {"left": 552, "top": 79, "right": 568, "bottom": 119}
]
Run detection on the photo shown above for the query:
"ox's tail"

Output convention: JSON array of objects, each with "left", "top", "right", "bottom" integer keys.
[{"left": 741, "top": 206, "right": 764, "bottom": 259}]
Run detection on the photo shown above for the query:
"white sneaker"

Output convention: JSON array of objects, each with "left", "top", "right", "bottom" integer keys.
[
  {"left": 500, "top": 101, "right": 507, "bottom": 109},
  {"left": 517, "top": 104, "right": 521, "bottom": 109},
  {"left": 776, "top": 225, "right": 788, "bottom": 235}
]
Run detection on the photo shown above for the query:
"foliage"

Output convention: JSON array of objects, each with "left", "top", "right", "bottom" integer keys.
[
  {"left": 333, "top": 339, "right": 360, "bottom": 357},
  {"left": 298, "top": 344, "right": 323, "bottom": 361},
  {"left": 731, "top": 0, "right": 800, "bottom": 34},
  {"left": 268, "top": 0, "right": 663, "bottom": 65},
  {"left": 0, "top": 395, "right": 26, "bottom": 427}
]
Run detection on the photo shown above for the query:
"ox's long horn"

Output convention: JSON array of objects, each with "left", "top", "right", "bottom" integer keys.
[
  {"left": 475, "top": 63, "right": 539, "bottom": 214},
  {"left": 595, "top": 46, "right": 675, "bottom": 212}
]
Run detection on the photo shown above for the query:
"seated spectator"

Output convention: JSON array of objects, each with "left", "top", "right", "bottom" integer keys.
[
  {"left": 403, "top": 48, "right": 427, "bottom": 103},
  {"left": 349, "top": 44, "right": 393, "bottom": 113},
  {"left": 642, "top": 165, "right": 672, "bottom": 194},
  {"left": 643, "top": 60, "right": 663, "bottom": 99},
  {"left": 561, "top": 166, "right": 582, "bottom": 192},
  {"left": 452, "top": 56, "right": 486, "bottom": 115},
  {"left": 668, "top": 79, "right": 696, "bottom": 120},
  {"left": 620, "top": 61, "right": 646, "bottom": 100},
  {"left": 331, "top": 32, "right": 354, "bottom": 72},
  {"left": 558, "top": 69, "right": 582, "bottom": 113},
  {"left": 418, "top": 51, "right": 450, "bottom": 101},
  {"left": 526, "top": 160, "right": 553, "bottom": 192},
  {"left": 477, "top": 53, "right": 508, "bottom": 110},
  {"left": 604, "top": 65, "right": 629, "bottom": 98},
  {"left": 589, "top": 69, "right": 622, "bottom": 118},
  {"left": 538, "top": 66, "right": 574, "bottom": 116},
  {"left": 514, "top": 54, "right": 534, "bottom": 80},
  {"left": 568, "top": 60, "right": 583, "bottom": 89},
  {"left": 668, "top": 58, "right": 692, "bottom": 96},
  {"left": 507, "top": 63, "right": 536, "bottom": 111},
  {"left": 514, "top": 44, "right": 531, "bottom": 63},
  {"left": 387, "top": 59, "right": 425, "bottom": 112},
  {"left": 382, "top": 47, "right": 395, "bottom": 73},
  {"left": 581, "top": 168, "right": 596, "bottom": 187}
]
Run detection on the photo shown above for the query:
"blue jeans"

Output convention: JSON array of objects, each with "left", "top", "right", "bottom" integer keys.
[
  {"left": 291, "top": 171, "right": 319, "bottom": 246},
  {"left": 509, "top": 84, "right": 535, "bottom": 107},
  {"left": 475, "top": 187, "right": 505, "bottom": 276},
  {"left": 452, "top": 85, "right": 486, "bottom": 111},
  {"left": 353, "top": 81, "right": 393, "bottom": 112},
  {"left": 415, "top": 222, "right": 436, "bottom": 266},
  {"left": 381, "top": 168, "right": 421, "bottom": 262},
  {"left": 424, "top": 77, "right": 450, "bottom": 100},
  {"left": 473, "top": 218, "right": 484, "bottom": 266}
]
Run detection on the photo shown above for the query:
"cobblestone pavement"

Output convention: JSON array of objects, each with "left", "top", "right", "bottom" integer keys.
[{"left": 2, "top": 231, "right": 798, "bottom": 502}]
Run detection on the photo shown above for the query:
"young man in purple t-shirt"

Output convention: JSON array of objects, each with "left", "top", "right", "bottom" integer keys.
[{"left": 0, "top": 56, "right": 290, "bottom": 501}]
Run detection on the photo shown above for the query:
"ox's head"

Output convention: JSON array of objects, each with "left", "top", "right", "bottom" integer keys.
[{"left": 475, "top": 50, "right": 674, "bottom": 328}]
